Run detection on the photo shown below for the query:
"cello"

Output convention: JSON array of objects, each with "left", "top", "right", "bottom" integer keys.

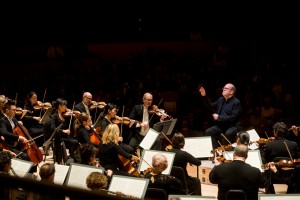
[{"left": 12, "top": 119, "right": 43, "bottom": 164}]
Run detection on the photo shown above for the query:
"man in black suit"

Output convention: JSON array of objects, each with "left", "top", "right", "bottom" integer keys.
[
  {"left": 75, "top": 92, "right": 102, "bottom": 125},
  {"left": 209, "top": 144, "right": 267, "bottom": 200},
  {"left": 264, "top": 121, "right": 299, "bottom": 193},
  {"left": 128, "top": 92, "right": 167, "bottom": 152},
  {"left": 0, "top": 100, "right": 29, "bottom": 161}
]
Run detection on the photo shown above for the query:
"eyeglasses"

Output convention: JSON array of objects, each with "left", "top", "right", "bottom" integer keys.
[
  {"left": 144, "top": 98, "right": 152, "bottom": 102},
  {"left": 84, "top": 97, "right": 92, "bottom": 100}
]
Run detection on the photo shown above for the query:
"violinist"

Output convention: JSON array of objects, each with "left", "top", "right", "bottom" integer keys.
[
  {"left": 22, "top": 91, "right": 44, "bottom": 147},
  {"left": 209, "top": 144, "right": 267, "bottom": 200},
  {"left": 169, "top": 133, "right": 202, "bottom": 195},
  {"left": 75, "top": 112, "right": 100, "bottom": 147},
  {"left": 128, "top": 92, "right": 168, "bottom": 152},
  {"left": 75, "top": 92, "right": 100, "bottom": 125},
  {"left": 51, "top": 98, "right": 79, "bottom": 163},
  {"left": 76, "top": 143, "right": 100, "bottom": 167},
  {"left": 97, "top": 123, "right": 139, "bottom": 177},
  {"left": 101, "top": 103, "right": 135, "bottom": 154},
  {"left": 143, "top": 153, "right": 184, "bottom": 196},
  {"left": 264, "top": 121, "right": 299, "bottom": 194}
]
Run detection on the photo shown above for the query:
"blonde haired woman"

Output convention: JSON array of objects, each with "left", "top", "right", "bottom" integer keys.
[{"left": 98, "top": 124, "right": 139, "bottom": 176}]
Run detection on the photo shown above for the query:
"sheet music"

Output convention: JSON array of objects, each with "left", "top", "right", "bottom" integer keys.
[
  {"left": 169, "top": 195, "right": 217, "bottom": 200},
  {"left": 182, "top": 136, "right": 213, "bottom": 158},
  {"left": 65, "top": 163, "right": 104, "bottom": 189},
  {"left": 139, "top": 128, "right": 159, "bottom": 150},
  {"left": 40, "top": 108, "right": 54, "bottom": 124},
  {"left": 223, "top": 150, "right": 264, "bottom": 172},
  {"left": 108, "top": 175, "right": 149, "bottom": 199},
  {"left": 259, "top": 194, "right": 300, "bottom": 200},
  {"left": 247, "top": 129, "right": 260, "bottom": 150},
  {"left": 138, "top": 150, "right": 175, "bottom": 175},
  {"left": 53, "top": 164, "right": 70, "bottom": 185},
  {"left": 10, "top": 158, "right": 33, "bottom": 177}
]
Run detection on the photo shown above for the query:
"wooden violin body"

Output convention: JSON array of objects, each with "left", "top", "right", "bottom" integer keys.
[{"left": 118, "top": 154, "right": 142, "bottom": 177}]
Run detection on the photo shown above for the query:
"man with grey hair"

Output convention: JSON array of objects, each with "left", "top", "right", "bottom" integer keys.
[{"left": 209, "top": 144, "right": 267, "bottom": 200}]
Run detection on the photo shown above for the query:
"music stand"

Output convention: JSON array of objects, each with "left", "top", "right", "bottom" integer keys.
[
  {"left": 153, "top": 118, "right": 177, "bottom": 138},
  {"left": 40, "top": 107, "right": 54, "bottom": 124}
]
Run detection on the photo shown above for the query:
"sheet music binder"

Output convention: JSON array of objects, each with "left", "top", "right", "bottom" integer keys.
[{"left": 153, "top": 118, "right": 177, "bottom": 137}]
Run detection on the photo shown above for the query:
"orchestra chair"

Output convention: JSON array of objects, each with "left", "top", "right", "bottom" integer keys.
[
  {"left": 170, "top": 166, "right": 192, "bottom": 195},
  {"left": 226, "top": 189, "right": 247, "bottom": 200},
  {"left": 144, "top": 187, "right": 167, "bottom": 200}
]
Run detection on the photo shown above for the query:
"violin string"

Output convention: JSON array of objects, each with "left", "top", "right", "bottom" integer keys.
[
  {"left": 40, "top": 88, "right": 47, "bottom": 118},
  {"left": 68, "top": 101, "right": 76, "bottom": 131}
]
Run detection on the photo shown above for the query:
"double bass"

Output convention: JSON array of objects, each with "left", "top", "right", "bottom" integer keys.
[{"left": 12, "top": 119, "right": 43, "bottom": 164}]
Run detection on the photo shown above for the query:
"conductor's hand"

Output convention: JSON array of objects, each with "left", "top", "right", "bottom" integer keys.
[{"left": 199, "top": 86, "right": 206, "bottom": 96}]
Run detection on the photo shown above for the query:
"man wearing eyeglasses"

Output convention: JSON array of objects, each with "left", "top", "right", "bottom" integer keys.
[
  {"left": 199, "top": 83, "right": 243, "bottom": 149},
  {"left": 128, "top": 92, "right": 167, "bottom": 153}
]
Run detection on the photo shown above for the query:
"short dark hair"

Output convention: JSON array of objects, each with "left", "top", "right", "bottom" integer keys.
[
  {"left": 0, "top": 151, "right": 12, "bottom": 171},
  {"left": 39, "top": 163, "right": 55, "bottom": 180},
  {"left": 237, "top": 131, "right": 250, "bottom": 145},
  {"left": 172, "top": 133, "right": 185, "bottom": 149},
  {"left": 273, "top": 122, "right": 288, "bottom": 138}
]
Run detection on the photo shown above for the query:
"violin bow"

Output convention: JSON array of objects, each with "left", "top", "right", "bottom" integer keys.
[
  {"left": 284, "top": 141, "right": 293, "bottom": 161},
  {"left": 40, "top": 88, "right": 47, "bottom": 118},
  {"left": 160, "top": 131, "right": 172, "bottom": 145},
  {"left": 120, "top": 106, "right": 125, "bottom": 137},
  {"left": 221, "top": 133, "right": 232, "bottom": 145},
  {"left": 217, "top": 140, "right": 232, "bottom": 160},
  {"left": 149, "top": 97, "right": 163, "bottom": 123},
  {"left": 68, "top": 101, "right": 76, "bottom": 131},
  {"left": 14, "top": 93, "right": 18, "bottom": 105}
]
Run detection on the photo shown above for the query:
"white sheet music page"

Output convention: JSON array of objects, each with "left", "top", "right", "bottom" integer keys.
[
  {"left": 108, "top": 175, "right": 149, "bottom": 199},
  {"left": 66, "top": 163, "right": 104, "bottom": 189},
  {"left": 53, "top": 164, "right": 70, "bottom": 185},
  {"left": 223, "top": 150, "right": 264, "bottom": 172},
  {"left": 247, "top": 129, "right": 260, "bottom": 150},
  {"left": 10, "top": 158, "right": 33, "bottom": 177},
  {"left": 139, "top": 128, "right": 159, "bottom": 150},
  {"left": 182, "top": 136, "right": 213, "bottom": 158}
]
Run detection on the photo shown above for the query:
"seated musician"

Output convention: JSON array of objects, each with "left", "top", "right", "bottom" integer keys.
[
  {"left": 75, "top": 112, "right": 100, "bottom": 147},
  {"left": 97, "top": 123, "right": 139, "bottom": 177},
  {"left": 22, "top": 91, "right": 45, "bottom": 147},
  {"left": 264, "top": 121, "right": 299, "bottom": 194},
  {"left": 101, "top": 103, "right": 135, "bottom": 154},
  {"left": 169, "top": 132, "right": 202, "bottom": 195},
  {"left": 209, "top": 144, "right": 267, "bottom": 200},
  {"left": 0, "top": 99, "right": 29, "bottom": 161},
  {"left": 50, "top": 98, "right": 80, "bottom": 163},
  {"left": 143, "top": 153, "right": 184, "bottom": 196},
  {"left": 0, "top": 94, "right": 8, "bottom": 119}
]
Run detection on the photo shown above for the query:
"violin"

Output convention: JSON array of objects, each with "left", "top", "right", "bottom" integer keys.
[
  {"left": 34, "top": 101, "right": 52, "bottom": 110},
  {"left": 250, "top": 137, "right": 275, "bottom": 147},
  {"left": 148, "top": 105, "right": 172, "bottom": 119},
  {"left": 63, "top": 110, "right": 81, "bottom": 118},
  {"left": 142, "top": 167, "right": 153, "bottom": 175},
  {"left": 165, "top": 144, "right": 173, "bottom": 151},
  {"left": 262, "top": 159, "right": 297, "bottom": 170},
  {"left": 210, "top": 144, "right": 233, "bottom": 154},
  {"left": 89, "top": 101, "right": 106, "bottom": 110},
  {"left": 112, "top": 117, "right": 133, "bottom": 125},
  {"left": 15, "top": 107, "right": 33, "bottom": 116},
  {"left": 208, "top": 155, "right": 232, "bottom": 163}
]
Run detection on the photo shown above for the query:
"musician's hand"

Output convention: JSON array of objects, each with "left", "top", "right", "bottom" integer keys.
[
  {"left": 160, "top": 112, "right": 168, "bottom": 120},
  {"left": 63, "top": 129, "right": 71, "bottom": 135},
  {"left": 131, "top": 155, "right": 140, "bottom": 163},
  {"left": 17, "top": 121, "right": 23, "bottom": 126},
  {"left": 18, "top": 136, "right": 28, "bottom": 143},
  {"left": 34, "top": 117, "right": 42, "bottom": 122},
  {"left": 118, "top": 137, "right": 123, "bottom": 143},
  {"left": 129, "top": 120, "right": 135, "bottom": 127},
  {"left": 214, "top": 156, "right": 222, "bottom": 166},
  {"left": 6, "top": 150, "right": 16, "bottom": 157},
  {"left": 141, "top": 122, "right": 148, "bottom": 131},
  {"left": 106, "top": 169, "right": 113, "bottom": 177},
  {"left": 268, "top": 162, "right": 277, "bottom": 173},
  {"left": 1, "top": 136, "right": 5, "bottom": 141}
]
